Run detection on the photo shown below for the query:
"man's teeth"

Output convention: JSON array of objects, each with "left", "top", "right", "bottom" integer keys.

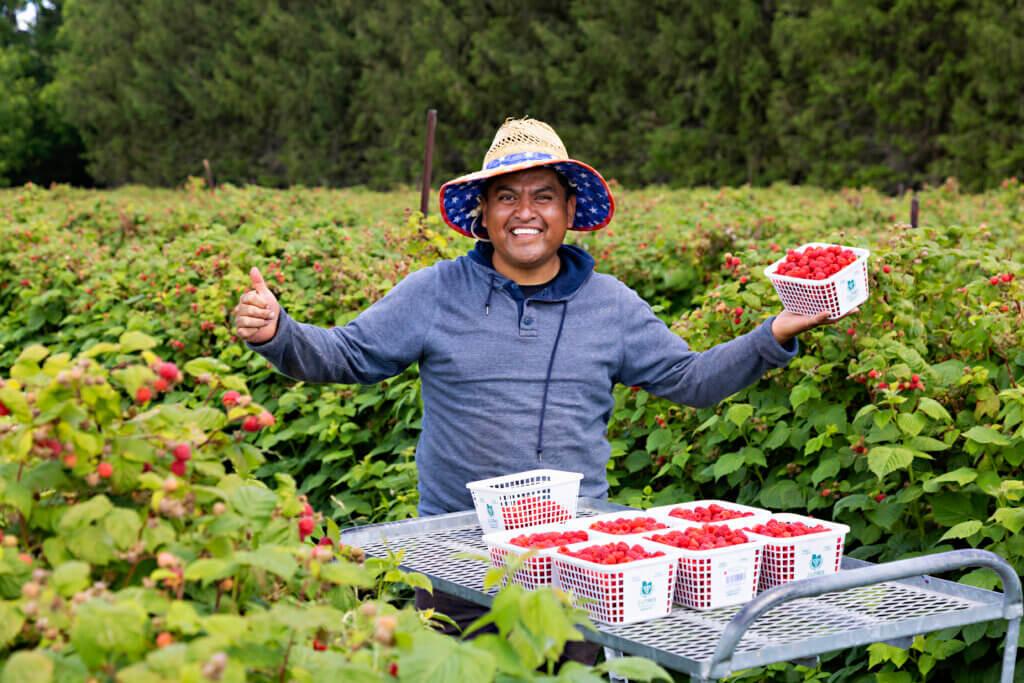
[{"left": 511, "top": 228, "right": 541, "bottom": 235}]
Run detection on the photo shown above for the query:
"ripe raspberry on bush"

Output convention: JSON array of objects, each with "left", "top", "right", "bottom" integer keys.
[
  {"left": 157, "top": 361, "right": 182, "bottom": 383},
  {"left": 135, "top": 387, "right": 152, "bottom": 404},
  {"left": 242, "top": 415, "right": 261, "bottom": 432},
  {"left": 221, "top": 390, "right": 241, "bottom": 408}
]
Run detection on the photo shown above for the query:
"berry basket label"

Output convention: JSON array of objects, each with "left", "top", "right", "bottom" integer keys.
[
  {"left": 793, "top": 540, "right": 839, "bottom": 580},
  {"left": 837, "top": 274, "right": 864, "bottom": 311},
  {"left": 628, "top": 572, "right": 667, "bottom": 614}
]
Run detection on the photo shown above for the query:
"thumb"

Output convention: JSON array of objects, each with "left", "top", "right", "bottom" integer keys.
[{"left": 250, "top": 267, "right": 271, "bottom": 295}]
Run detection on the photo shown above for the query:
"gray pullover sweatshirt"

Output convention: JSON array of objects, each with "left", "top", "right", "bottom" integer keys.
[{"left": 249, "top": 243, "right": 798, "bottom": 515}]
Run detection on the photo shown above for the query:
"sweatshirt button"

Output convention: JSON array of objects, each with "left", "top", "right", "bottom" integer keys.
[{"left": 523, "top": 317, "right": 534, "bottom": 325}]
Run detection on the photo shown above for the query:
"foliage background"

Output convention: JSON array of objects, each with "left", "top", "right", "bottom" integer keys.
[{"left": 1, "top": 0, "right": 1022, "bottom": 191}]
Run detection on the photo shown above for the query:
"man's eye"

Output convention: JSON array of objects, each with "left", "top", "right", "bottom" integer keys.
[
  {"left": 536, "top": 195, "right": 552, "bottom": 202},
  {"left": 499, "top": 194, "right": 515, "bottom": 201}
]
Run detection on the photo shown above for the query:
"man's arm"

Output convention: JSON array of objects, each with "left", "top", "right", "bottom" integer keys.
[
  {"left": 241, "top": 267, "right": 438, "bottom": 384},
  {"left": 615, "top": 287, "right": 798, "bottom": 408}
]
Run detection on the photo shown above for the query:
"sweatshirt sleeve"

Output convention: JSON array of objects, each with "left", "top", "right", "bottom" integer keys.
[
  {"left": 246, "top": 266, "right": 438, "bottom": 384},
  {"left": 616, "top": 286, "right": 798, "bottom": 408}
]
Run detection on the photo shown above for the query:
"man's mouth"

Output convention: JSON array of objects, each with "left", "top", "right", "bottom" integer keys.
[{"left": 510, "top": 227, "right": 542, "bottom": 236}]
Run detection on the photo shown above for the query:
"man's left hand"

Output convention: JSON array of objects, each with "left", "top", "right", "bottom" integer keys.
[{"left": 771, "top": 308, "right": 859, "bottom": 346}]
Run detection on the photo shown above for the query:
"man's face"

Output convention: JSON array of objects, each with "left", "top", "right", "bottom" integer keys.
[{"left": 480, "top": 168, "right": 576, "bottom": 284}]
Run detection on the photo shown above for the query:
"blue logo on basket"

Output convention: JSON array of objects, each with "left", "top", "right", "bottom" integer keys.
[
  {"left": 641, "top": 580, "right": 653, "bottom": 596},
  {"left": 810, "top": 553, "right": 823, "bottom": 570},
  {"left": 486, "top": 504, "right": 494, "bottom": 517}
]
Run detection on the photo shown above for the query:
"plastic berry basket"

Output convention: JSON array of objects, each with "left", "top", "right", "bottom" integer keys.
[
  {"left": 743, "top": 513, "right": 851, "bottom": 591},
  {"left": 466, "top": 469, "right": 583, "bottom": 532},
  {"left": 648, "top": 500, "right": 772, "bottom": 531},
  {"left": 551, "top": 539, "right": 679, "bottom": 625},
  {"left": 764, "top": 242, "right": 871, "bottom": 319},
  {"left": 644, "top": 530, "right": 765, "bottom": 610},
  {"left": 582, "top": 510, "right": 680, "bottom": 537},
  {"left": 482, "top": 519, "right": 616, "bottom": 590}
]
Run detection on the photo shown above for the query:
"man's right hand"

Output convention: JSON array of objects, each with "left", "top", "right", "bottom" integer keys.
[{"left": 234, "top": 267, "right": 281, "bottom": 344}]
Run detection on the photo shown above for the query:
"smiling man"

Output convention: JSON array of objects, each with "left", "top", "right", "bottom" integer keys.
[{"left": 232, "top": 117, "right": 839, "bottom": 662}]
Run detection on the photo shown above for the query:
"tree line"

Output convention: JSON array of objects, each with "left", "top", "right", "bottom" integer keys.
[{"left": 1, "top": 0, "right": 1021, "bottom": 192}]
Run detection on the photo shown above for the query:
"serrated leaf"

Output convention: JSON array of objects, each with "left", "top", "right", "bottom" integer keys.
[
  {"left": 183, "top": 559, "right": 236, "bottom": 585},
  {"left": 896, "top": 412, "right": 925, "bottom": 437},
  {"left": 58, "top": 495, "right": 113, "bottom": 532},
  {"left": 759, "top": 480, "right": 804, "bottom": 509},
  {"left": 319, "top": 561, "right": 375, "bottom": 588},
  {"left": 963, "top": 426, "right": 1009, "bottom": 446},
  {"left": 868, "top": 641, "right": 910, "bottom": 668},
  {"left": 991, "top": 507, "right": 1024, "bottom": 534},
  {"left": 938, "top": 520, "right": 983, "bottom": 542},
  {"left": 70, "top": 599, "right": 148, "bottom": 668},
  {"left": 227, "top": 485, "right": 277, "bottom": 522},
  {"left": 119, "top": 331, "right": 157, "bottom": 352},
  {"left": 83, "top": 342, "right": 121, "bottom": 357},
  {"left": 598, "top": 656, "right": 673, "bottom": 681},
  {"left": 713, "top": 451, "right": 746, "bottom": 480},
  {"left": 645, "top": 428, "right": 672, "bottom": 452},
  {"left": 398, "top": 629, "right": 496, "bottom": 683},
  {"left": 762, "top": 421, "right": 790, "bottom": 450},
  {"left": 1, "top": 651, "right": 53, "bottom": 683},
  {"left": 916, "top": 397, "right": 951, "bottom": 422},
  {"left": 184, "top": 357, "right": 231, "bottom": 377},
  {"left": 790, "top": 384, "right": 819, "bottom": 409},
  {"left": 867, "top": 447, "right": 915, "bottom": 479},
  {"left": 103, "top": 508, "right": 142, "bottom": 549},
  {"left": 16, "top": 345, "right": 50, "bottom": 364},
  {"left": 726, "top": 403, "right": 753, "bottom": 428},
  {"left": 811, "top": 454, "right": 840, "bottom": 486},
  {"left": 922, "top": 467, "right": 977, "bottom": 493},
  {"left": 234, "top": 546, "right": 297, "bottom": 580},
  {"left": 906, "top": 435, "right": 949, "bottom": 452},
  {"left": 51, "top": 561, "right": 91, "bottom": 597},
  {"left": 0, "top": 602, "right": 25, "bottom": 649}
]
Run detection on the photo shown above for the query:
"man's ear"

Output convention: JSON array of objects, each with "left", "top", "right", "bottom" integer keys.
[{"left": 567, "top": 194, "right": 577, "bottom": 226}]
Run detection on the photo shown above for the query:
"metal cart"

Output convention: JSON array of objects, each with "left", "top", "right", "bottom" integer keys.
[{"left": 341, "top": 498, "right": 1022, "bottom": 682}]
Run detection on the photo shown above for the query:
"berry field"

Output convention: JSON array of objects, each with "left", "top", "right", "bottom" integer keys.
[{"left": 0, "top": 178, "right": 1022, "bottom": 680}]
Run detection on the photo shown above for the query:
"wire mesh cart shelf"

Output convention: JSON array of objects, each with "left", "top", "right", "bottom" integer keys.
[{"left": 341, "top": 498, "right": 1022, "bottom": 682}]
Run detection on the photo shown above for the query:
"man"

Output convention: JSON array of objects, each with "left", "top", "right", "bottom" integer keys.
[{"left": 233, "top": 117, "right": 842, "bottom": 661}]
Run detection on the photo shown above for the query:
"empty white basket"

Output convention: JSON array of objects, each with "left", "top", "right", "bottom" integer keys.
[
  {"left": 466, "top": 469, "right": 583, "bottom": 532},
  {"left": 764, "top": 242, "right": 870, "bottom": 319}
]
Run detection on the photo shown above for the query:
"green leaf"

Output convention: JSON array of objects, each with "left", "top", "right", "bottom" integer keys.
[
  {"left": 991, "top": 507, "right": 1024, "bottom": 534},
  {"left": 166, "top": 601, "right": 202, "bottom": 635},
  {"left": 896, "top": 412, "right": 925, "bottom": 437},
  {"left": 319, "top": 561, "right": 375, "bottom": 588},
  {"left": 103, "top": 508, "right": 142, "bottom": 550},
  {"left": 70, "top": 599, "right": 148, "bottom": 668},
  {"left": 867, "top": 447, "right": 915, "bottom": 479},
  {"left": 906, "top": 436, "right": 949, "bottom": 452},
  {"left": 0, "top": 602, "right": 26, "bottom": 649},
  {"left": 1, "top": 651, "right": 53, "bottom": 683},
  {"left": 51, "top": 561, "right": 92, "bottom": 597},
  {"left": 58, "top": 495, "right": 113, "bottom": 532},
  {"left": 963, "top": 426, "right": 1009, "bottom": 446},
  {"left": 713, "top": 451, "right": 746, "bottom": 480},
  {"left": 183, "top": 559, "right": 236, "bottom": 585},
  {"left": 227, "top": 485, "right": 278, "bottom": 522},
  {"left": 234, "top": 546, "right": 298, "bottom": 580},
  {"left": 811, "top": 454, "right": 841, "bottom": 486},
  {"left": 184, "top": 357, "right": 231, "bottom": 377},
  {"left": 66, "top": 525, "right": 116, "bottom": 565},
  {"left": 118, "top": 331, "right": 157, "bottom": 352},
  {"left": 83, "top": 342, "right": 121, "bottom": 357},
  {"left": 923, "top": 467, "right": 977, "bottom": 493},
  {"left": 916, "top": 397, "right": 952, "bottom": 422},
  {"left": 758, "top": 480, "right": 804, "bottom": 509},
  {"left": 726, "top": 403, "right": 753, "bottom": 428},
  {"left": 762, "top": 421, "right": 790, "bottom": 450},
  {"left": 645, "top": 428, "right": 672, "bottom": 452},
  {"left": 597, "top": 656, "right": 673, "bottom": 681},
  {"left": 938, "top": 520, "right": 983, "bottom": 542},
  {"left": 398, "top": 629, "right": 496, "bottom": 683},
  {"left": 790, "top": 384, "right": 819, "bottom": 409},
  {"left": 16, "top": 345, "right": 50, "bottom": 364},
  {"left": 868, "top": 642, "right": 910, "bottom": 668}
]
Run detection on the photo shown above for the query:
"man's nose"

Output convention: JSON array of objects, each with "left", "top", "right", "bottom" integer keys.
[{"left": 513, "top": 196, "right": 538, "bottom": 220}]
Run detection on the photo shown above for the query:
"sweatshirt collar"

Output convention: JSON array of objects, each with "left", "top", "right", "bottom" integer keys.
[{"left": 467, "top": 241, "right": 594, "bottom": 301}]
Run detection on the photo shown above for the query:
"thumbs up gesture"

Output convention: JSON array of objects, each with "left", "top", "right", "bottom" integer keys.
[{"left": 233, "top": 268, "right": 281, "bottom": 344}]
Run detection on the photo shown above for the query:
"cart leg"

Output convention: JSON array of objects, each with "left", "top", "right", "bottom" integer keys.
[
  {"left": 604, "top": 647, "right": 628, "bottom": 683},
  {"left": 1001, "top": 617, "right": 1020, "bottom": 683}
]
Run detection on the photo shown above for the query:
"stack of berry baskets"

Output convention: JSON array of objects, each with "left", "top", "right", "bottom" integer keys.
[
  {"left": 551, "top": 538, "right": 679, "bottom": 625},
  {"left": 742, "top": 513, "right": 851, "bottom": 591},
  {"left": 482, "top": 518, "right": 616, "bottom": 590},
  {"left": 648, "top": 499, "right": 771, "bottom": 530},
  {"left": 764, "top": 242, "right": 870, "bottom": 320},
  {"left": 465, "top": 469, "right": 583, "bottom": 532}
]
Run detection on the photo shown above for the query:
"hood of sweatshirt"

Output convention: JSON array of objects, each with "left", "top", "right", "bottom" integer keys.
[{"left": 466, "top": 241, "right": 595, "bottom": 302}]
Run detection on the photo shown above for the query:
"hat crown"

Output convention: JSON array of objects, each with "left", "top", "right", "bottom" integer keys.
[{"left": 482, "top": 117, "right": 568, "bottom": 170}]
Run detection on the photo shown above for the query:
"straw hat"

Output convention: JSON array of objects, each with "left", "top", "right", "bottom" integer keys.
[{"left": 439, "top": 118, "right": 615, "bottom": 238}]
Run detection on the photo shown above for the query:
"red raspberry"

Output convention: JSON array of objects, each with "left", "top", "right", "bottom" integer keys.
[
  {"left": 221, "top": 390, "right": 241, "bottom": 408},
  {"left": 298, "top": 516, "right": 315, "bottom": 539},
  {"left": 157, "top": 361, "right": 180, "bottom": 382},
  {"left": 170, "top": 459, "right": 187, "bottom": 477},
  {"left": 242, "top": 415, "right": 261, "bottom": 432},
  {"left": 97, "top": 462, "right": 114, "bottom": 478},
  {"left": 172, "top": 444, "right": 191, "bottom": 461},
  {"left": 135, "top": 387, "right": 152, "bottom": 404}
]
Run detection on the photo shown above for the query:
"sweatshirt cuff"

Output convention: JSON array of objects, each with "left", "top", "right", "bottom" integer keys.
[
  {"left": 245, "top": 308, "right": 295, "bottom": 358},
  {"left": 755, "top": 316, "right": 799, "bottom": 367}
]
